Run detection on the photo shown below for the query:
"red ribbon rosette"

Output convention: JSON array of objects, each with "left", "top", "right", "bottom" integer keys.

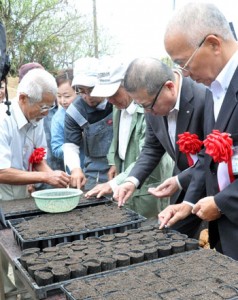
[
  {"left": 204, "top": 129, "right": 234, "bottom": 191},
  {"left": 203, "top": 130, "right": 233, "bottom": 163},
  {"left": 28, "top": 147, "right": 46, "bottom": 171},
  {"left": 177, "top": 132, "right": 203, "bottom": 166}
]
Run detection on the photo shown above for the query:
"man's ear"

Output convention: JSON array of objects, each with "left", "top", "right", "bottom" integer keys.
[
  {"left": 165, "top": 80, "right": 176, "bottom": 92},
  {"left": 19, "top": 93, "right": 28, "bottom": 103},
  {"left": 206, "top": 34, "right": 221, "bottom": 53}
]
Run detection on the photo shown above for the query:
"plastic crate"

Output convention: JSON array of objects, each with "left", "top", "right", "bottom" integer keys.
[
  {"left": 13, "top": 227, "right": 199, "bottom": 299},
  {"left": 8, "top": 203, "right": 146, "bottom": 250},
  {"left": 0, "top": 195, "right": 111, "bottom": 223},
  {"left": 61, "top": 249, "right": 238, "bottom": 300}
]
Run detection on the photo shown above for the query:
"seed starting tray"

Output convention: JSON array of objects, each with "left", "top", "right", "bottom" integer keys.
[
  {"left": 8, "top": 203, "right": 146, "bottom": 250},
  {"left": 13, "top": 227, "right": 199, "bottom": 299},
  {"left": 0, "top": 195, "right": 111, "bottom": 222},
  {"left": 61, "top": 249, "right": 238, "bottom": 300},
  {"left": 13, "top": 258, "right": 67, "bottom": 299}
]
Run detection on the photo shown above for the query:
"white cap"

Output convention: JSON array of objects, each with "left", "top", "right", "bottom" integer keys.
[
  {"left": 91, "top": 57, "right": 130, "bottom": 97},
  {"left": 72, "top": 57, "right": 99, "bottom": 87}
]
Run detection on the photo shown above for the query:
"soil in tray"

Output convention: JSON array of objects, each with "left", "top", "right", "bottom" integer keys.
[
  {"left": 62, "top": 249, "right": 238, "bottom": 300},
  {"left": 52, "top": 266, "right": 71, "bottom": 282},
  {"left": 82, "top": 259, "right": 101, "bottom": 274},
  {"left": 0, "top": 194, "right": 109, "bottom": 215},
  {"left": 19, "top": 226, "right": 200, "bottom": 287},
  {"left": 99, "top": 256, "right": 117, "bottom": 271},
  {"left": 11, "top": 203, "right": 142, "bottom": 242},
  {"left": 27, "top": 264, "right": 48, "bottom": 278},
  {"left": 128, "top": 250, "right": 144, "bottom": 264},
  {"left": 19, "top": 252, "right": 38, "bottom": 269},
  {"left": 69, "top": 263, "right": 87, "bottom": 278},
  {"left": 34, "top": 270, "right": 54, "bottom": 286},
  {"left": 21, "top": 247, "right": 41, "bottom": 255}
]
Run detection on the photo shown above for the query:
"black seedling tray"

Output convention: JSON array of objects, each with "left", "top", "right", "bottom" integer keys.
[
  {"left": 0, "top": 195, "right": 111, "bottom": 223},
  {"left": 8, "top": 204, "right": 146, "bottom": 250},
  {"left": 61, "top": 249, "right": 238, "bottom": 300},
  {"left": 14, "top": 258, "right": 66, "bottom": 299},
  {"left": 13, "top": 227, "right": 199, "bottom": 299}
]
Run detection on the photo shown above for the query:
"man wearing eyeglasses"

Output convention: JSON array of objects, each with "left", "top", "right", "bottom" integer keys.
[
  {"left": 0, "top": 68, "right": 70, "bottom": 300},
  {"left": 0, "top": 69, "right": 70, "bottom": 200},
  {"left": 18, "top": 62, "right": 65, "bottom": 189},
  {"left": 157, "top": 2, "right": 238, "bottom": 260},
  {"left": 0, "top": 68, "right": 70, "bottom": 201},
  {"left": 113, "top": 57, "right": 211, "bottom": 238},
  {"left": 85, "top": 57, "right": 173, "bottom": 220}
]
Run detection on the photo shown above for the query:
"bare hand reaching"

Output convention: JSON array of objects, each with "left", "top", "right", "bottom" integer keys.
[
  {"left": 148, "top": 176, "right": 179, "bottom": 198},
  {"left": 70, "top": 168, "right": 86, "bottom": 189},
  {"left": 85, "top": 182, "right": 112, "bottom": 198},
  {"left": 45, "top": 170, "right": 71, "bottom": 188},
  {"left": 158, "top": 202, "right": 193, "bottom": 229},
  {"left": 113, "top": 182, "right": 136, "bottom": 207},
  {"left": 107, "top": 165, "right": 117, "bottom": 180}
]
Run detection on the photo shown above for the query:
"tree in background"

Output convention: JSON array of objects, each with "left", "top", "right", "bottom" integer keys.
[{"left": 0, "top": 0, "right": 114, "bottom": 75}]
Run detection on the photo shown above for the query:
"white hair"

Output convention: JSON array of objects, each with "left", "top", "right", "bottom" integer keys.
[
  {"left": 17, "top": 68, "right": 57, "bottom": 103},
  {"left": 165, "top": 2, "right": 234, "bottom": 48}
]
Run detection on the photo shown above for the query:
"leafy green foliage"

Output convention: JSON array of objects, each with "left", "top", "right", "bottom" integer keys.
[{"left": 0, "top": 0, "right": 114, "bottom": 75}]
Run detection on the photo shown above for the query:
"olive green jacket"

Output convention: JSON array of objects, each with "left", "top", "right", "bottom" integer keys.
[{"left": 107, "top": 106, "right": 173, "bottom": 217}]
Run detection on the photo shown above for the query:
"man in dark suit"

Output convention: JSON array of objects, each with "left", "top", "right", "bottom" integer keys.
[
  {"left": 158, "top": 2, "right": 238, "bottom": 260},
  {"left": 113, "top": 57, "right": 211, "bottom": 238}
]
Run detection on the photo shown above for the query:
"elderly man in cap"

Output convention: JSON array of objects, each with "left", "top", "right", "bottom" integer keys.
[
  {"left": 63, "top": 57, "right": 113, "bottom": 191},
  {"left": 85, "top": 57, "right": 173, "bottom": 219}
]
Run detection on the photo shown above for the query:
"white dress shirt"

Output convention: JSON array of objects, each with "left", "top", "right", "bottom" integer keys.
[
  {"left": 0, "top": 101, "right": 47, "bottom": 200},
  {"left": 118, "top": 101, "right": 137, "bottom": 161},
  {"left": 210, "top": 50, "right": 238, "bottom": 120},
  {"left": 109, "top": 101, "right": 137, "bottom": 191},
  {"left": 167, "top": 70, "right": 182, "bottom": 149}
]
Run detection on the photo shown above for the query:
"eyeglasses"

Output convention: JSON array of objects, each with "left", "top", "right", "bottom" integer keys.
[
  {"left": 39, "top": 104, "right": 56, "bottom": 113},
  {"left": 23, "top": 93, "right": 56, "bottom": 113},
  {"left": 136, "top": 82, "right": 167, "bottom": 111},
  {"left": 174, "top": 35, "right": 207, "bottom": 73}
]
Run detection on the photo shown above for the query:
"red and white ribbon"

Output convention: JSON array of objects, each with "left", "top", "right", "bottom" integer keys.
[
  {"left": 186, "top": 153, "right": 198, "bottom": 167},
  {"left": 217, "top": 160, "right": 235, "bottom": 191}
]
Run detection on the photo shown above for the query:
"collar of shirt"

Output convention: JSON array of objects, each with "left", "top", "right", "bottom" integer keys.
[
  {"left": 166, "top": 70, "right": 183, "bottom": 149},
  {"left": 12, "top": 100, "right": 34, "bottom": 130},
  {"left": 209, "top": 50, "right": 238, "bottom": 120},
  {"left": 125, "top": 100, "right": 137, "bottom": 115},
  {"left": 211, "top": 50, "right": 238, "bottom": 94},
  {"left": 96, "top": 98, "right": 108, "bottom": 110},
  {"left": 118, "top": 101, "right": 136, "bottom": 161},
  {"left": 169, "top": 70, "right": 183, "bottom": 114}
]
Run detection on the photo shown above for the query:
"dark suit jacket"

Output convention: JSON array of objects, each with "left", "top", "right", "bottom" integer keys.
[
  {"left": 184, "top": 67, "right": 238, "bottom": 259},
  {"left": 130, "top": 76, "right": 210, "bottom": 204}
]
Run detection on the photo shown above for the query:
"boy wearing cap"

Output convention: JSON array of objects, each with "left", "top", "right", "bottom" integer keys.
[
  {"left": 85, "top": 57, "right": 173, "bottom": 219},
  {"left": 64, "top": 57, "right": 113, "bottom": 190}
]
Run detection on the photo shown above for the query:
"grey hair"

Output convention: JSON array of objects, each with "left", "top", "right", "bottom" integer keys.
[
  {"left": 165, "top": 2, "right": 234, "bottom": 48},
  {"left": 17, "top": 68, "right": 57, "bottom": 103},
  {"left": 124, "top": 57, "right": 175, "bottom": 96}
]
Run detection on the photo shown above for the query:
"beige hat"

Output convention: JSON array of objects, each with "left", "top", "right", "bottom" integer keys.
[
  {"left": 72, "top": 57, "right": 99, "bottom": 87},
  {"left": 91, "top": 57, "right": 130, "bottom": 97}
]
